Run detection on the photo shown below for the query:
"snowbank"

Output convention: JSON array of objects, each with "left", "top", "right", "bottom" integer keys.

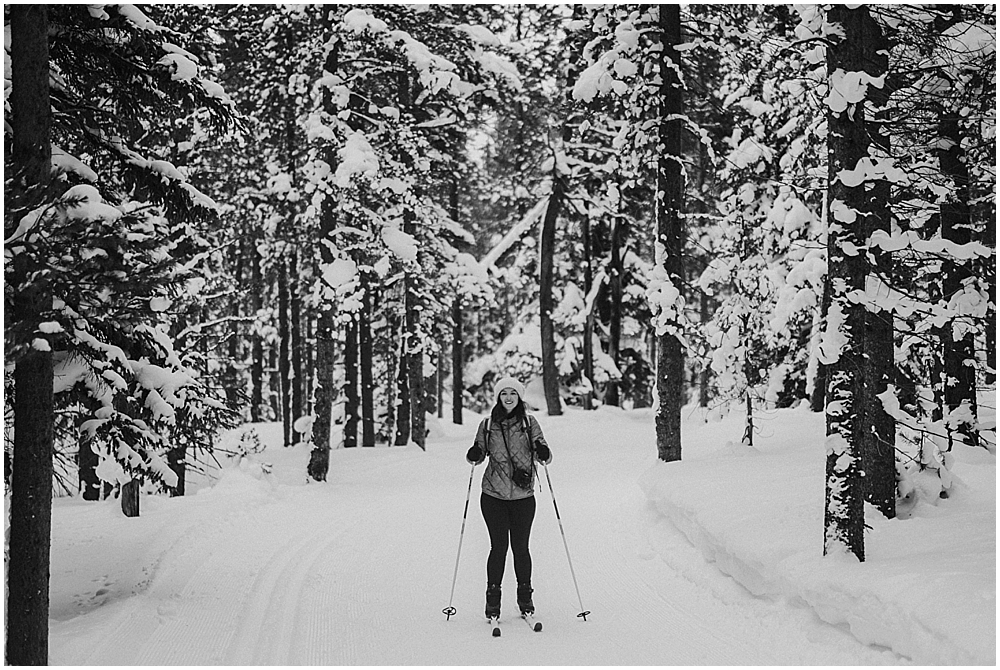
[{"left": 639, "top": 405, "right": 995, "bottom": 665}]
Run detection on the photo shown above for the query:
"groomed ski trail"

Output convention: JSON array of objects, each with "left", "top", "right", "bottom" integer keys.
[{"left": 48, "top": 411, "right": 905, "bottom": 665}]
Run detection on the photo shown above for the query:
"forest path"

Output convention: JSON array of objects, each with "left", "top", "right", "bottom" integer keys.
[{"left": 48, "top": 410, "right": 902, "bottom": 665}]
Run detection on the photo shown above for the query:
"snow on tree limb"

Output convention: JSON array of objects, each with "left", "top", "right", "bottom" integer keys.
[{"left": 479, "top": 195, "right": 548, "bottom": 273}]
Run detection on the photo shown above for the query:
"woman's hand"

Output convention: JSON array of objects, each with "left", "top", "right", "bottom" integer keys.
[
  {"left": 535, "top": 444, "right": 551, "bottom": 464},
  {"left": 466, "top": 446, "right": 484, "bottom": 465}
]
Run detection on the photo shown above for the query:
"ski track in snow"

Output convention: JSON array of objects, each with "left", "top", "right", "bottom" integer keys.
[{"left": 48, "top": 412, "right": 907, "bottom": 665}]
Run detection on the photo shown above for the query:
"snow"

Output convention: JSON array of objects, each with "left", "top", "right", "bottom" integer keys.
[
  {"left": 573, "top": 60, "right": 614, "bottom": 102},
  {"left": 320, "top": 257, "right": 358, "bottom": 291},
  {"left": 817, "top": 301, "right": 850, "bottom": 365},
  {"left": 479, "top": 196, "right": 548, "bottom": 273},
  {"left": 453, "top": 23, "right": 501, "bottom": 47},
  {"left": 645, "top": 264, "right": 685, "bottom": 338},
  {"left": 199, "top": 77, "right": 231, "bottom": 103},
  {"left": 117, "top": 4, "right": 163, "bottom": 33},
  {"left": 51, "top": 144, "right": 99, "bottom": 182},
  {"left": 334, "top": 131, "right": 379, "bottom": 187},
  {"left": 826, "top": 69, "right": 885, "bottom": 114},
  {"left": 58, "top": 184, "right": 123, "bottom": 224},
  {"left": 343, "top": 8, "right": 388, "bottom": 34},
  {"left": 837, "top": 156, "right": 909, "bottom": 187},
  {"left": 381, "top": 225, "right": 418, "bottom": 262},
  {"left": 149, "top": 297, "right": 172, "bottom": 312},
  {"left": 642, "top": 405, "right": 994, "bottom": 666},
  {"left": 42, "top": 403, "right": 993, "bottom": 665},
  {"left": 473, "top": 50, "right": 522, "bottom": 91}
]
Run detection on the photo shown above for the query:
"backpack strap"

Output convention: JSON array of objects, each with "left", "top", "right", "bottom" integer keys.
[{"left": 522, "top": 414, "right": 535, "bottom": 459}]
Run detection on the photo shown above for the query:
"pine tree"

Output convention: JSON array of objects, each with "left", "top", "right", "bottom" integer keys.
[
  {"left": 651, "top": 4, "right": 687, "bottom": 462},
  {"left": 822, "top": 4, "right": 881, "bottom": 561},
  {"left": 5, "top": 3, "right": 243, "bottom": 660}
]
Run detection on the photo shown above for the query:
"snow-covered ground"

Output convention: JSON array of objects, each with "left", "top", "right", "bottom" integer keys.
[{"left": 44, "top": 402, "right": 994, "bottom": 665}]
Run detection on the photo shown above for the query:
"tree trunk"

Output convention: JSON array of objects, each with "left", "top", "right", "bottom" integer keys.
[
  {"left": 583, "top": 316, "right": 595, "bottom": 410},
  {"left": 268, "top": 347, "right": 281, "bottom": 421},
  {"left": 384, "top": 309, "right": 400, "bottom": 443},
  {"left": 698, "top": 291, "right": 712, "bottom": 408},
  {"left": 77, "top": 411, "right": 110, "bottom": 501},
  {"left": 743, "top": 392, "right": 754, "bottom": 446},
  {"left": 289, "top": 249, "right": 305, "bottom": 441},
  {"left": 278, "top": 263, "right": 292, "bottom": 446},
  {"left": 344, "top": 317, "right": 359, "bottom": 448},
  {"left": 78, "top": 436, "right": 100, "bottom": 500},
  {"left": 394, "top": 323, "right": 411, "bottom": 446},
  {"left": 304, "top": 300, "right": 315, "bottom": 418},
  {"left": 451, "top": 297, "right": 464, "bottom": 424},
  {"left": 436, "top": 341, "right": 445, "bottom": 419},
  {"left": 121, "top": 479, "right": 140, "bottom": 518},
  {"left": 249, "top": 239, "right": 265, "bottom": 423},
  {"left": 308, "top": 307, "right": 336, "bottom": 480},
  {"left": 823, "top": 4, "right": 873, "bottom": 562},
  {"left": 448, "top": 171, "right": 465, "bottom": 425},
  {"left": 224, "top": 237, "right": 245, "bottom": 409},
  {"left": 581, "top": 208, "right": 595, "bottom": 410},
  {"left": 309, "top": 30, "right": 340, "bottom": 479},
  {"left": 607, "top": 205, "right": 624, "bottom": 407},
  {"left": 401, "top": 205, "right": 426, "bottom": 449},
  {"left": 653, "top": 4, "right": 685, "bottom": 463},
  {"left": 862, "top": 39, "right": 896, "bottom": 519},
  {"left": 984, "top": 198, "right": 996, "bottom": 386},
  {"left": 167, "top": 445, "right": 186, "bottom": 497},
  {"left": 938, "top": 114, "right": 979, "bottom": 448},
  {"left": 539, "top": 173, "right": 565, "bottom": 416},
  {"left": 309, "top": 214, "right": 338, "bottom": 476},
  {"left": 809, "top": 276, "right": 832, "bottom": 413},
  {"left": 360, "top": 277, "right": 376, "bottom": 447},
  {"left": 9, "top": 354, "right": 55, "bottom": 666},
  {"left": 406, "top": 280, "right": 426, "bottom": 449},
  {"left": 6, "top": 6, "right": 53, "bottom": 665}
]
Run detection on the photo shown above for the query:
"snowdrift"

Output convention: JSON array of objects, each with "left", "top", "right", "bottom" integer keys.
[{"left": 640, "top": 404, "right": 995, "bottom": 666}]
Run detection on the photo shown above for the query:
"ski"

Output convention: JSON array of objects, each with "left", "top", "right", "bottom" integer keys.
[
  {"left": 488, "top": 616, "right": 501, "bottom": 637},
  {"left": 521, "top": 612, "right": 542, "bottom": 632}
]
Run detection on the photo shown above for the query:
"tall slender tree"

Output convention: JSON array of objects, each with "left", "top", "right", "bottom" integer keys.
[
  {"left": 539, "top": 165, "right": 566, "bottom": 416},
  {"left": 652, "top": 4, "right": 686, "bottom": 462},
  {"left": 861, "top": 21, "right": 896, "bottom": 519},
  {"left": 6, "top": 7, "right": 54, "bottom": 663},
  {"left": 822, "top": 4, "right": 881, "bottom": 561}
]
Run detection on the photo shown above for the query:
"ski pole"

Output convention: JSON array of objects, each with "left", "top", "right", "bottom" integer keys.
[
  {"left": 443, "top": 463, "right": 476, "bottom": 620},
  {"left": 542, "top": 463, "right": 590, "bottom": 621}
]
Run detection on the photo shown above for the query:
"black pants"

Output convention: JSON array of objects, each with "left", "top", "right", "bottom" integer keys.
[{"left": 481, "top": 493, "right": 536, "bottom": 586}]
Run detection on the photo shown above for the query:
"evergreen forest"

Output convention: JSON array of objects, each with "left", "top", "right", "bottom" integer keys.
[{"left": 4, "top": 4, "right": 995, "bottom": 664}]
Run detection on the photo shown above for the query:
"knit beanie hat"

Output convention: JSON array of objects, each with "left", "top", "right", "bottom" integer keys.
[{"left": 493, "top": 376, "right": 526, "bottom": 403}]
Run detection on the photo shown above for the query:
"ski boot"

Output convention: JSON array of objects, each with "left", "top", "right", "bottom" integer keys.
[
  {"left": 516, "top": 583, "right": 534, "bottom": 615},
  {"left": 485, "top": 583, "right": 502, "bottom": 620}
]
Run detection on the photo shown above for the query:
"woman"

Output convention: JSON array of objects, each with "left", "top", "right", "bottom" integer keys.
[{"left": 466, "top": 377, "right": 552, "bottom": 620}]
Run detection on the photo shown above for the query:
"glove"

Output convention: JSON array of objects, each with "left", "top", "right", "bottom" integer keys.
[
  {"left": 466, "top": 446, "right": 484, "bottom": 464},
  {"left": 535, "top": 444, "right": 551, "bottom": 464}
]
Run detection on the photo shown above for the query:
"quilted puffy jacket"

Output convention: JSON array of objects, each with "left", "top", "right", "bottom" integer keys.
[{"left": 472, "top": 413, "right": 550, "bottom": 501}]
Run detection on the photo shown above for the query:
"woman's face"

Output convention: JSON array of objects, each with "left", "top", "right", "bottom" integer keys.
[{"left": 498, "top": 388, "right": 519, "bottom": 414}]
